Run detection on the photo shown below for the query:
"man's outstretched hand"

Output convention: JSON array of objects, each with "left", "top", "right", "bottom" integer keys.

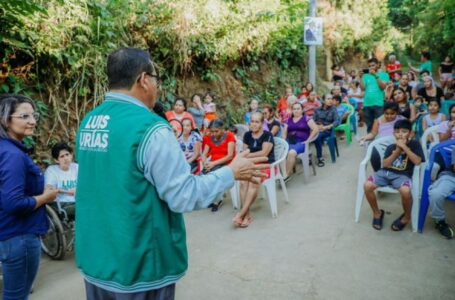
[{"left": 228, "top": 150, "right": 270, "bottom": 184}]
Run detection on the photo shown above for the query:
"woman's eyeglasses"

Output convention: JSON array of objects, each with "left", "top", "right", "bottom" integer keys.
[{"left": 11, "top": 112, "right": 40, "bottom": 121}]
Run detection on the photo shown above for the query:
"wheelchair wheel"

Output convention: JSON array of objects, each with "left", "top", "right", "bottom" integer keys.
[{"left": 41, "top": 205, "right": 67, "bottom": 260}]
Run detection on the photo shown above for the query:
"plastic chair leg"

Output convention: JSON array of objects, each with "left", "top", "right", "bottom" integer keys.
[
  {"left": 355, "top": 167, "right": 367, "bottom": 222},
  {"left": 230, "top": 184, "right": 240, "bottom": 209},
  {"left": 418, "top": 192, "right": 430, "bottom": 233},
  {"left": 278, "top": 177, "right": 289, "bottom": 203},
  {"left": 345, "top": 126, "right": 352, "bottom": 145},
  {"left": 300, "top": 152, "right": 310, "bottom": 180},
  {"left": 328, "top": 138, "right": 336, "bottom": 163},
  {"left": 264, "top": 181, "right": 278, "bottom": 217},
  {"left": 411, "top": 186, "right": 420, "bottom": 232}
]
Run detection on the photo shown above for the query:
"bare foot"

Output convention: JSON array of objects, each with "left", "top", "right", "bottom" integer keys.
[
  {"left": 240, "top": 215, "right": 253, "bottom": 228},
  {"left": 232, "top": 213, "right": 243, "bottom": 227}
]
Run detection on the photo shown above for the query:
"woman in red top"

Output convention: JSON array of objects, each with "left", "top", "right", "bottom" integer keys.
[
  {"left": 201, "top": 119, "right": 236, "bottom": 211},
  {"left": 165, "top": 98, "right": 196, "bottom": 135}
]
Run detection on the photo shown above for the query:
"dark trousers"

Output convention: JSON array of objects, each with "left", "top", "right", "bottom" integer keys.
[
  {"left": 85, "top": 280, "right": 175, "bottom": 300},
  {"left": 0, "top": 234, "right": 41, "bottom": 300},
  {"left": 363, "top": 105, "right": 384, "bottom": 133},
  {"left": 315, "top": 131, "right": 332, "bottom": 159}
]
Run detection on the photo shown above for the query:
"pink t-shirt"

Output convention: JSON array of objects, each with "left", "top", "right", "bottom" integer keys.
[
  {"left": 377, "top": 115, "right": 405, "bottom": 138},
  {"left": 438, "top": 121, "right": 455, "bottom": 140}
]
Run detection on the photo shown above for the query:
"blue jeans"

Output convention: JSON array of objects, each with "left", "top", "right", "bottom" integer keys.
[
  {"left": 0, "top": 234, "right": 41, "bottom": 300},
  {"left": 315, "top": 130, "right": 332, "bottom": 159}
]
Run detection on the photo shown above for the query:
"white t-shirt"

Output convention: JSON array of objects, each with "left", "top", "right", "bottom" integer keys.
[{"left": 44, "top": 163, "right": 78, "bottom": 203}]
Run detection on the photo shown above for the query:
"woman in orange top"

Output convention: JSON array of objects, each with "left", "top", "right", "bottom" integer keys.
[
  {"left": 165, "top": 98, "right": 196, "bottom": 136},
  {"left": 201, "top": 119, "right": 236, "bottom": 211}
]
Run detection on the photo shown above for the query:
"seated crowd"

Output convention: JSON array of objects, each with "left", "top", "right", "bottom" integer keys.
[{"left": 25, "top": 52, "right": 455, "bottom": 234}]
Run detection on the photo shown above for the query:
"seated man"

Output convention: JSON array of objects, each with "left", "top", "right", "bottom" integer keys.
[
  {"left": 44, "top": 142, "right": 78, "bottom": 219},
  {"left": 313, "top": 96, "right": 339, "bottom": 167},
  {"left": 429, "top": 147, "right": 455, "bottom": 239},
  {"left": 363, "top": 120, "right": 425, "bottom": 231}
]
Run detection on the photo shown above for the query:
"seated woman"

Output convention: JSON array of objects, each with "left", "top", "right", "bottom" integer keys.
[
  {"left": 178, "top": 118, "right": 202, "bottom": 174},
  {"left": 301, "top": 91, "right": 321, "bottom": 118},
  {"left": 165, "top": 98, "right": 196, "bottom": 135},
  {"left": 281, "top": 102, "right": 319, "bottom": 178},
  {"left": 392, "top": 87, "right": 416, "bottom": 122},
  {"left": 187, "top": 93, "right": 205, "bottom": 131},
  {"left": 234, "top": 112, "right": 275, "bottom": 228},
  {"left": 418, "top": 76, "right": 444, "bottom": 103},
  {"left": 262, "top": 104, "right": 281, "bottom": 137},
  {"left": 438, "top": 104, "right": 455, "bottom": 141},
  {"left": 44, "top": 142, "right": 78, "bottom": 219},
  {"left": 279, "top": 95, "right": 297, "bottom": 124},
  {"left": 201, "top": 119, "right": 236, "bottom": 211},
  {"left": 313, "top": 96, "right": 339, "bottom": 167}
]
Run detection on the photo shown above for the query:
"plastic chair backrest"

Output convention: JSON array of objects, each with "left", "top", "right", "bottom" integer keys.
[
  {"left": 361, "top": 136, "right": 395, "bottom": 167},
  {"left": 441, "top": 100, "right": 455, "bottom": 117},
  {"left": 425, "top": 140, "right": 455, "bottom": 172},
  {"left": 273, "top": 137, "right": 289, "bottom": 165},
  {"left": 234, "top": 124, "right": 249, "bottom": 141},
  {"left": 420, "top": 124, "right": 441, "bottom": 161}
]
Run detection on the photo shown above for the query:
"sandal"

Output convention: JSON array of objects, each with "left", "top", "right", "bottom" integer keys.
[
  {"left": 391, "top": 213, "right": 408, "bottom": 231},
  {"left": 372, "top": 209, "right": 385, "bottom": 230},
  {"left": 317, "top": 159, "right": 325, "bottom": 167}
]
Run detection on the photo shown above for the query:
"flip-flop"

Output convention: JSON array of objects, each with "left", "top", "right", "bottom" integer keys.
[
  {"left": 391, "top": 213, "right": 408, "bottom": 231},
  {"left": 372, "top": 209, "right": 385, "bottom": 230}
]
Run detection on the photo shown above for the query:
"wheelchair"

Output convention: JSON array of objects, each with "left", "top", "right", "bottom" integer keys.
[{"left": 40, "top": 202, "right": 75, "bottom": 260}]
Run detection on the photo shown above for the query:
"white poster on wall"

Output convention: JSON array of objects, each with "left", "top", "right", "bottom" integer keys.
[{"left": 304, "top": 17, "right": 323, "bottom": 46}]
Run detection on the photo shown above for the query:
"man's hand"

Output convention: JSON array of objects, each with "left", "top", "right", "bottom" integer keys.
[
  {"left": 228, "top": 150, "right": 269, "bottom": 184},
  {"left": 204, "top": 161, "right": 215, "bottom": 172},
  {"left": 369, "top": 67, "right": 377, "bottom": 76}
]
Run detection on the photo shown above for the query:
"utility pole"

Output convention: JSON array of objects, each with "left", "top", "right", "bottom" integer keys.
[{"left": 308, "top": 0, "right": 317, "bottom": 87}]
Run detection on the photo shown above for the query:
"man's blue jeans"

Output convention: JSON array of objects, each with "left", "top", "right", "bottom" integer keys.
[{"left": 0, "top": 234, "right": 41, "bottom": 300}]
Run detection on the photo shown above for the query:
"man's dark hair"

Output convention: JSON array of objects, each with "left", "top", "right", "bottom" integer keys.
[
  {"left": 368, "top": 57, "right": 379, "bottom": 65},
  {"left": 394, "top": 119, "right": 412, "bottom": 131},
  {"left": 333, "top": 95, "right": 342, "bottom": 103},
  {"left": 384, "top": 101, "right": 399, "bottom": 112},
  {"left": 421, "top": 51, "right": 431, "bottom": 60},
  {"left": 107, "top": 48, "right": 154, "bottom": 90},
  {"left": 51, "top": 142, "right": 72, "bottom": 160},
  {"left": 427, "top": 98, "right": 440, "bottom": 107},
  {"left": 191, "top": 93, "right": 203, "bottom": 102}
]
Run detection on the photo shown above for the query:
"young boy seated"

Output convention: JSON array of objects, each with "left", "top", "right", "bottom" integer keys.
[
  {"left": 44, "top": 142, "right": 78, "bottom": 219},
  {"left": 363, "top": 120, "right": 425, "bottom": 231},
  {"left": 333, "top": 95, "right": 349, "bottom": 124},
  {"left": 429, "top": 147, "right": 455, "bottom": 239}
]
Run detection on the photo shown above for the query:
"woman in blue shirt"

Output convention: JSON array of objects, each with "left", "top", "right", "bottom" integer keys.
[{"left": 0, "top": 94, "right": 58, "bottom": 300}]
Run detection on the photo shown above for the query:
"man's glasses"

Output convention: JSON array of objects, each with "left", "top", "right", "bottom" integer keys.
[
  {"left": 11, "top": 112, "right": 40, "bottom": 121},
  {"left": 145, "top": 72, "right": 161, "bottom": 86}
]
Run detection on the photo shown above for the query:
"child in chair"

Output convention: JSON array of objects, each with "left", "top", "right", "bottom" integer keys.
[{"left": 363, "top": 120, "right": 425, "bottom": 231}]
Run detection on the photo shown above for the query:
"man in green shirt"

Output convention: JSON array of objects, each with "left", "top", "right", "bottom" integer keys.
[
  {"left": 360, "top": 57, "right": 390, "bottom": 133},
  {"left": 76, "top": 48, "right": 268, "bottom": 300},
  {"left": 409, "top": 51, "right": 432, "bottom": 76}
]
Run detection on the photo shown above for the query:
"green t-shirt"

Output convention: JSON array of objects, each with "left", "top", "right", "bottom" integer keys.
[
  {"left": 419, "top": 60, "right": 432, "bottom": 74},
  {"left": 362, "top": 72, "right": 390, "bottom": 107}
]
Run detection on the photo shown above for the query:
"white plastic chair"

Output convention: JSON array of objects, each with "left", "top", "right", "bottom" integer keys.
[
  {"left": 232, "top": 137, "right": 289, "bottom": 217},
  {"left": 355, "top": 136, "right": 421, "bottom": 232},
  {"left": 420, "top": 125, "right": 440, "bottom": 162},
  {"left": 262, "top": 137, "right": 290, "bottom": 217},
  {"left": 296, "top": 134, "right": 318, "bottom": 180}
]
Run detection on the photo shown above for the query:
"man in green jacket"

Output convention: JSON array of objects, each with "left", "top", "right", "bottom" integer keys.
[{"left": 75, "top": 48, "right": 267, "bottom": 300}]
